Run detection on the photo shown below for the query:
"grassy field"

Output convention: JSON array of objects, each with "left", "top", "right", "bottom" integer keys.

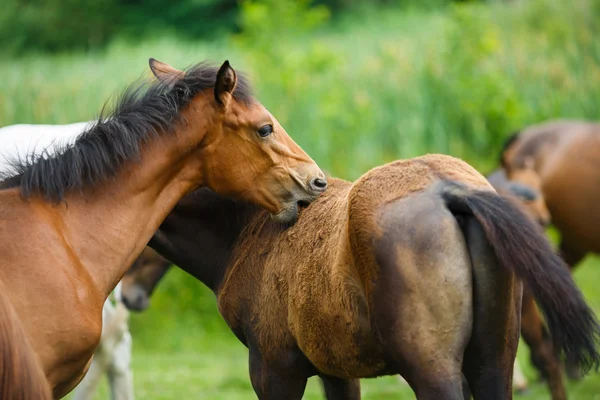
[{"left": 3, "top": 0, "right": 600, "bottom": 398}]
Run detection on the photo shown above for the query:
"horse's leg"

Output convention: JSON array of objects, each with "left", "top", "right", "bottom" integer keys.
[
  {"left": 512, "top": 359, "right": 528, "bottom": 394},
  {"left": 319, "top": 374, "right": 361, "bottom": 400},
  {"left": 248, "top": 348, "right": 309, "bottom": 400},
  {"left": 559, "top": 240, "right": 585, "bottom": 271},
  {"left": 520, "top": 287, "right": 566, "bottom": 400},
  {"left": 373, "top": 198, "right": 472, "bottom": 400},
  {"left": 557, "top": 240, "right": 586, "bottom": 381},
  {"left": 461, "top": 217, "right": 521, "bottom": 400},
  {"left": 107, "top": 331, "right": 134, "bottom": 400}
]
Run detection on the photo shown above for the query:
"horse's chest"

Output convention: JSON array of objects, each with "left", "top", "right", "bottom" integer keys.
[{"left": 41, "top": 300, "right": 103, "bottom": 395}]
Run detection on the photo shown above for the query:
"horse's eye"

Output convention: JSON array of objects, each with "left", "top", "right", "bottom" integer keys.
[{"left": 257, "top": 124, "right": 273, "bottom": 138}]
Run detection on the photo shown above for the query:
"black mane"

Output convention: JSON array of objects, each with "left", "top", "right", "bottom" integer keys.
[{"left": 0, "top": 61, "right": 252, "bottom": 202}]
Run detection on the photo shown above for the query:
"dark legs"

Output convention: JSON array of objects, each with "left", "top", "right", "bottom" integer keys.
[
  {"left": 248, "top": 348, "right": 309, "bottom": 400},
  {"left": 559, "top": 241, "right": 586, "bottom": 381},
  {"left": 319, "top": 374, "right": 361, "bottom": 400},
  {"left": 558, "top": 241, "right": 585, "bottom": 272},
  {"left": 520, "top": 287, "right": 566, "bottom": 400}
]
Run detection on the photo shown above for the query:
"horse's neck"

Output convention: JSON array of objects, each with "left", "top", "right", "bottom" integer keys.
[
  {"left": 152, "top": 189, "right": 261, "bottom": 292},
  {"left": 53, "top": 115, "right": 212, "bottom": 297},
  {"left": 0, "top": 122, "right": 92, "bottom": 175}
]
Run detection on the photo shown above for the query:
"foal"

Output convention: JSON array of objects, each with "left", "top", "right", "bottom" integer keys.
[
  {"left": 131, "top": 155, "right": 600, "bottom": 399},
  {"left": 0, "top": 58, "right": 326, "bottom": 397}
]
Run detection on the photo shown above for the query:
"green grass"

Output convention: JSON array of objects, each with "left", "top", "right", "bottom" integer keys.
[{"left": 4, "top": 0, "right": 600, "bottom": 398}]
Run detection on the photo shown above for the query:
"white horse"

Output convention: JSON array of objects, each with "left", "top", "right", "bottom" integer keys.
[{"left": 0, "top": 122, "right": 135, "bottom": 400}]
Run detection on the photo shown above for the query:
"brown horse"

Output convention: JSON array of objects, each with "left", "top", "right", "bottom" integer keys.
[
  {"left": 486, "top": 169, "right": 550, "bottom": 227},
  {"left": 0, "top": 59, "right": 326, "bottom": 397},
  {"left": 501, "top": 119, "right": 600, "bottom": 267},
  {"left": 501, "top": 119, "right": 600, "bottom": 386},
  {"left": 124, "top": 154, "right": 599, "bottom": 399}
]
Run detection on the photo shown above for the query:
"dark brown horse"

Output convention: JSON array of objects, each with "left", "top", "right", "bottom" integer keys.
[
  {"left": 124, "top": 154, "right": 600, "bottom": 399},
  {"left": 501, "top": 119, "right": 600, "bottom": 390},
  {"left": 121, "top": 247, "right": 172, "bottom": 312},
  {"left": 0, "top": 59, "right": 325, "bottom": 397}
]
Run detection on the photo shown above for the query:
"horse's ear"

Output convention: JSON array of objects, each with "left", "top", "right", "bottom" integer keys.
[
  {"left": 523, "top": 156, "right": 535, "bottom": 170},
  {"left": 149, "top": 58, "right": 185, "bottom": 85},
  {"left": 214, "top": 60, "right": 237, "bottom": 107}
]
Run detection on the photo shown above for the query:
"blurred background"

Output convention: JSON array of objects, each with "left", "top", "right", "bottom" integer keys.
[{"left": 1, "top": 0, "right": 600, "bottom": 398}]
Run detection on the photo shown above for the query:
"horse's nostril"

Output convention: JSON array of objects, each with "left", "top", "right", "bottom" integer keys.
[{"left": 310, "top": 178, "right": 328, "bottom": 192}]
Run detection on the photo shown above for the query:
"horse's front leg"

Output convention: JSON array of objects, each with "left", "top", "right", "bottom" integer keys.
[
  {"left": 319, "top": 374, "right": 361, "bottom": 400},
  {"left": 248, "top": 348, "right": 311, "bottom": 400}
]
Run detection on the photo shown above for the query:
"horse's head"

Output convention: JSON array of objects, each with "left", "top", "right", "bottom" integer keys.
[
  {"left": 149, "top": 59, "right": 327, "bottom": 223},
  {"left": 120, "top": 248, "right": 171, "bottom": 312},
  {"left": 500, "top": 158, "right": 550, "bottom": 227}
]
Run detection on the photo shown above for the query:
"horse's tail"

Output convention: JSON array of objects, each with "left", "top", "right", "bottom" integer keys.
[
  {"left": 0, "top": 288, "right": 52, "bottom": 399},
  {"left": 440, "top": 180, "right": 600, "bottom": 374}
]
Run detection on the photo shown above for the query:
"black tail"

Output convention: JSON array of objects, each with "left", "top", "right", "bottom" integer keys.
[{"left": 440, "top": 180, "right": 600, "bottom": 374}]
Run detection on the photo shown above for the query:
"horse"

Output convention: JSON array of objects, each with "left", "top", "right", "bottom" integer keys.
[
  {"left": 0, "top": 58, "right": 326, "bottom": 398},
  {"left": 122, "top": 154, "right": 600, "bottom": 399},
  {"left": 501, "top": 119, "right": 600, "bottom": 268},
  {"left": 0, "top": 121, "right": 137, "bottom": 400},
  {"left": 500, "top": 119, "right": 600, "bottom": 386},
  {"left": 486, "top": 169, "right": 550, "bottom": 228},
  {"left": 120, "top": 187, "right": 538, "bottom": 397},
  {"left": 0, "top": 121, "right": 178, "bottom": 399},
  {"left": 120, "top": 247, "right": 172, "bottom": 312}
]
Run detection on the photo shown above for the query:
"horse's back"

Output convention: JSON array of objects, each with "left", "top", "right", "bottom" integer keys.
[
  {"left": 346, "top": 154, "right": 491, "bottom": 255},
  {"left": 522, "top": 121, "right": 600, "bottom": 252}
]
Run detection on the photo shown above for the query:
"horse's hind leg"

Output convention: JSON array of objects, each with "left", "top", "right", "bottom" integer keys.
[
  {"left": 373, "top": 196, "right": 472, "bottom": 400},
  {"left": 559, "top": 240, "right": 586, "bottom": 381},
  {"left": 520, "top": 288, "right": 566, "bottom": 400},
  {"left": 319, "top": 374, "right": 360, "bottom": 400},
  {"left": 461, "top": 217, "right": 521, "bottom": 400}
]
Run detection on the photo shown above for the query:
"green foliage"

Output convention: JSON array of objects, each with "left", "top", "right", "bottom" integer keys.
[
  {"left": 0, "top": 0, "right": 120, "bottom": 53},
  {"left": 0, "top": 0, "right": 238, "bottom": 54},
  {"left": 0, "top": 0, "right": 484, "bottom": 54}
]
